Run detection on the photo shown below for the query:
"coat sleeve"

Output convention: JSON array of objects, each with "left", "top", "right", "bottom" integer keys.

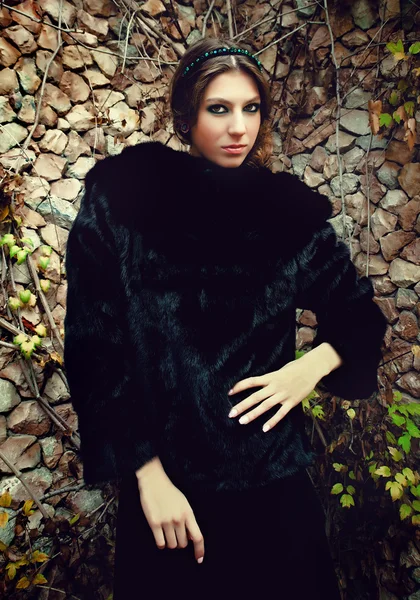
[
  {"left": 294, "top": 219, "right": 387, "bottom": 401},
  {"left": 64, "top": 168, "right": 160, "bottom": 485}
]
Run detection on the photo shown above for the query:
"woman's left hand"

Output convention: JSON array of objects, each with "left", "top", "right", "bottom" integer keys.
[{"left": 227, "top": 357, "right": 324, "bottom": 432}]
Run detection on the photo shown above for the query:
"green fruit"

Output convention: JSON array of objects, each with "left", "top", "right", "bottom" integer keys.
[
  {"left": 19, "top": 290, "right": 31, "bottom": 304},
  {"left": 13, "top": 333, "right": 28, "bottom": 345},
  {"left": 8, "top": 297, "right": 22, "bottom": 311},
  {"left": 16, "top": 250, "right": 28, "bottom": 264},
  {"left": 40, "top": 279, "right": 51, "bottom": 293},
  {"left": 38, "top": 257, "right": 50, "bottom": 270},
  {"left": 9, "top": 245, "right": 21, "bottom": 258},
  {"left": 35, "top": 324, "right": 47, "bottom": 337}
]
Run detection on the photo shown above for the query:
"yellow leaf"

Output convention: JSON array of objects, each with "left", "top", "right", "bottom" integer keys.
[
  {"left": 0, "top": 540, "right": 8, "bottom": 551},
  {"left": 393, "top": 51, "right": 407, "bottom": 61},
  {"left": 16, "top": 576, "right": 30, "bottom": 589},
  {"left": 413, "top": 67, "right": 420, "bottom": 76},
  {"left": 31, "top": 550, "right": 49, "bottom": 563},
  {"left": 0, "top": 512, "right": 9, "bottom": 528},
  {"left": 33, "top": 573, "right": 48, "bottom": 585},
  {"left": 0, "top": 491, "right": 12, "bottom": 508},
  {"left": 6, "top": 563, "right": 16, "bottom": 580},
  {"left": 23, "top": 499, "right": 35, "bottom": 516},
  {"left": 0, "top": 205, "right": 9, "bottom": 222},
  {"left": 412, "top": 345, "right": 420, "bottom": 357}
]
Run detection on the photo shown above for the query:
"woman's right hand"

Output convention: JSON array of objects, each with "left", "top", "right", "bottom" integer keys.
[{"left": 137, "top": 470, "right": 205, "bottom": 564}]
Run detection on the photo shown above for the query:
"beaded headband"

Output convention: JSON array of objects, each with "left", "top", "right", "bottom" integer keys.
[{"left": 181, "top": 47, "right": 263, "bottom": 77}]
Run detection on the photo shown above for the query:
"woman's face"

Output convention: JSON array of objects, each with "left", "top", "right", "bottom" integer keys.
[{"left": 189, "top": 70, "right": 261, "bottom": 168}]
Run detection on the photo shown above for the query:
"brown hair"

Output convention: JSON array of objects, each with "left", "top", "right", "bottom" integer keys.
[{"left": 169, "top": 38, "right": 274, "bottom": 169}]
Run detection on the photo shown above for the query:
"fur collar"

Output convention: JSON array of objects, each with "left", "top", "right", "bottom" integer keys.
[{"left": 86, "top": 141, "right": 333, "bottom": 259}]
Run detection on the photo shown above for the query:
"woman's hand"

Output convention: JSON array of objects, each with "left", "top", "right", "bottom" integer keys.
[
  {"left": 137, "top": 469, "right": 205, "bottom": 564},
  {"left": 227, "top": 354, "right": 327, "bottom": 432}
]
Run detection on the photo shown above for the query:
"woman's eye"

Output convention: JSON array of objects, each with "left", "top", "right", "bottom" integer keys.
[{"left": 208, "top": 103, "right": 260, "bottom": 114}]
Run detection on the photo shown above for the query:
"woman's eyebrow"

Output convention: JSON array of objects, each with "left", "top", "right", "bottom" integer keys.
[{"left": 205, "top": 96, "right": 260, "bottom": 104}]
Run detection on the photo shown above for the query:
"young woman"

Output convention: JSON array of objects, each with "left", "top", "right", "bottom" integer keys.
[{"left": 64, "top": 38, "right": 387, "bottom": 599}]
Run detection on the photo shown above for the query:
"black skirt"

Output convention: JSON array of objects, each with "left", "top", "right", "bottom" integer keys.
[{"left": 113, "top": 468, "right": 341, "bottom": 599}]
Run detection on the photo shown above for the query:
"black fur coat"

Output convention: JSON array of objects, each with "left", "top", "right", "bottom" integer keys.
[{"left": 64, "top": 141, "right": 387, "bottom": 492}]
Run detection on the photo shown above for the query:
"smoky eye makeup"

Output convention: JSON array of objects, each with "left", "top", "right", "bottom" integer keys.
[{"left": 207, "top": 103, "right": 261, "bottom": 114}]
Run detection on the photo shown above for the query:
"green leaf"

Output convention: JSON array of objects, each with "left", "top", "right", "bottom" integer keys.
[
  {"left": 379, "top": 113, "right": 393, "bottom": 127},
  {"left": 349, "top": 470, "right": 356, "bottom": 480},
  {"left": 393, "top": 390, "right": 403, "bottom": 402},
  {"left": 400, "top": 504, "right": 412, "bottom": 520},
  {"left": 410, "top": 484, "right": 420, "bottom": 498},
  {"left": 406, "top": 419, "right": 420, "bottom": 439},
  {"left": 340, "top": 494, "right": 355, "bottom": 508},
  {"left": 412, "top": 500, "right": 420, "bottom": 512},
  {"left": 395, "top": 473, "right": 407, "bottom": 486},
  {"left": 391, "top": 413, "right": 405, "bottom": 427},
  {"left": 389, "top": 90, "right": 399, "bottom": 106},
  {"left": 331, "top": 483, "right": 344, "bottom": 495},
  {"left": 406, "top": 403, "right": 420, "bottom": 416},
  {"left": 312, "top": 405, "right": 325, "bottom": 420},
  {"left": 409, "top": 42, "right": 420, "bottom": 54},
  {"left": 386, "top": 430, "right": 397, "bottom": 444},
  {"left": 404, "top": 101, "right": 415, "bottom": 117},
  {"left": 397, "top": 80, "right": 409, "bottom": 92},
  {"left": 333, "top": 463, "right": 346, "bottom": 472},
  {"left": 412, "top": 514, "right": 420, "bottom": 526},
  {"left": 385, "top": 480, "right": 403, "bottom": 501},
  {"left": 402, "top": 468, "right": 415, "bottom": 484},
  {"left": 388, "top": 446, "right": 403, "bottom": 462},
  {"left": 346, "top": 485, "right": 356, "bottom": 495},
  {"left": 398, "top": 433, "right": 411, "bottom": 453},
  {"left": 375, "top": 466, "right": 391, "bottom": 477}
]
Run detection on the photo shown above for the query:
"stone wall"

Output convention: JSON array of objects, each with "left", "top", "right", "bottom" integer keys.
[{"left": 0, "top": 0, "right": 419, "bottom": 596}]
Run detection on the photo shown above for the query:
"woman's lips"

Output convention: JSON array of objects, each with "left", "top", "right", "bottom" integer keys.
[{"left": 222, "top": 146, "right": 246, "bottom": 154}]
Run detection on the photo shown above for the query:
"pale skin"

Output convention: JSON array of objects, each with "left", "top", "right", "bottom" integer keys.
[{"left": 135, "top": 69, "right": 344, "bottom": 566}]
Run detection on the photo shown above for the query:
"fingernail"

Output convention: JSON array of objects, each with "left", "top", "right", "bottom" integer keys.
[
  {"left": 228, "top": 409, "right": 237, "bottom": 418},
  {"left": 228, "top": 389, "right": 234, "bottom": 395},
  {"left": 197, "top": 557, "right": 203, "bottom": 564}
]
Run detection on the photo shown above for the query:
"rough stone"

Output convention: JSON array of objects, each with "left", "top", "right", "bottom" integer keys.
[
  {"left": 0, "top": 97, "right": 16, "bottom": 123},
  {"left": 371, "top": 275, "right": 397, "bottom": 295},
  {"left": 354, "top": 252, "right": 389, "bottom": 276},
  {"left": 291, "top": 154, "right": 311, "bottom": 178},
  {"left": 356, "top": 135, "right": 387, "bottom": 150},
  {"left": 64, "top": 130, "right": 91, "bottom": 162},
  {"left": 340, "top": 110, "right": 370, "bottom": 136},
  {"left": 373, "top": 297, "right": 399, "bottom": 324},
  {"left": 37, "top": 196, "right": 78, "bottom": 229},
  {"left": 83, "top": 0, "right": 118, "bottom": 16},
  {"left": 40, "top": 83, "right": 72, "bottom": 116},
  {"left": 323, "top": 155, "right": 339, "bottom": 180},
  {"left": 38, "top": 0, "right": 77, "bottom": 26},
  {"left": 388, "top": 258, "right": 420, "bottom": 288},
  {"left": 380, "top": 231, "right": 416, "bottom": 262},
  {"left": 343, "top": 88, "right": 371, "bottom": 109},
  {"left": 59, "top": 71, "right": 90, "bottom": 103},
  {"left": 380, "top": 189, "right": 409, "bottom": 214},
  {"left": 39, "top": 129, "right": 68, "bottom": 154},
  {"left": 401, "top": 239, "right": 420, "bottom": 266},
  {"left": 0, "top": 38, "right": 21, "bottom": 67},
  {"left": 377, "top": 161, "right": 401, "bottom": 190},
  {"left": 37, "top": 19, "right": 59, "bottom": 51},
  {"left": 93, "top": 89, "right": 124, "bottom": 110},
  {"left": 103, "top": 101, "right": 140, "bottom": 136},
  {"left": 303, "top": 165, "right": 324, "bottom": 188},
  {"left": 360, "top": 228, "right": 380, "bottom": 254},
  {"left": 16, "top": 175, "right": 50, "bottom": 203},
  {"left": 39, "top": 104, "right": 58, "bottom": 128},
  {"left": 0, "top": 380, "right": 21, "bottom": 413},
  {"left": 385, "top": 140, "right": 415, "bottom": 166},
  {"left": 371, "top": 207, "right": 398, "bottom": 240},
  {"left": 32, "top": 154, "right": 67, "bottom": 181},
  {"left": 17, "top": 95, "right": 36, "bottom": 123},
  {"left": 398, "top": 163, "right": 420, "bottom": 198},
  {"left": 62, "top": 45, "right": 94, "bottom": 69},
  {"left": 65, "top": 102, "right": 96, "bottom": 131},
  {"left": 330, "top": 173, "right": 359, "bottom": 196},
  {"left": 91, "top": 47, "right": 118, "bottom": 77},
  {"left": 77, "top": 9, "right": 109, "bottom": 39},
  {"left": 66, "top": 156, "right": 96, "bottom": 179},
  {"left": 396, "top": 288, "right": 418, "bottom": 310},
  {"left": 396, "top": 372, "right": 420, "bottom": 399},
  {"left": 345, "top": 192, "right": 374, "bottom": 226},
  {"left": 81, "top": 68, "right": 110, "bottom": 88},
  {"left": 50, "top": 178, "right": 82, "bottom": 200},
  {"left": 40, "top": 436, "right": 63, "bottom": 469},
  {"left": 0, "top": 435, "right": 40, "bottom": 473},
  {"left": 7, "top": 401, "right": 51, "bottom": 436},
  {"left": 309, "top": 146, "right": 328, "bottom": 172},
  {"left": 394, "top": 311, "right": 419, "bottom": 342},
  {"left": 0, "top": 123, "right": 27, "bottom": 153},
  {"left": 133, "top": 60, "right": 161, "bottom": 83},
  {"left": 4, "top": 25, "right": 37, "bottom": 54},
  {"left": 35, "top": 50, "right": 63, "bottom": 83},
  {"left": 0, "top": 6, "right": 12, "bottom": 27},
  {"left": 351, "top": 0, "right": 377, "bottom": 29},
  {"left": 397, "top": 200, "right": 420, "bottom": 231},
  {"left": 0, "top": 68, "right": 19, "bottom": 94},
  {"left": 15, "top": 57, "right": 41, "bottom": 94},
  {"left": 325, "top": 131, "right": 355, "bottom": 153},
  {"left": 341, "top": 29, "right": 370, "bottom": 47},
  {"left": 40, "top": 223, "right": 68, "bottom": 255},
  {"left": 44, "top": 371, "right": 70, "bottom": 405},
  {"left": 343, "top": 146, "right": 365, "bottom": 173}
]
